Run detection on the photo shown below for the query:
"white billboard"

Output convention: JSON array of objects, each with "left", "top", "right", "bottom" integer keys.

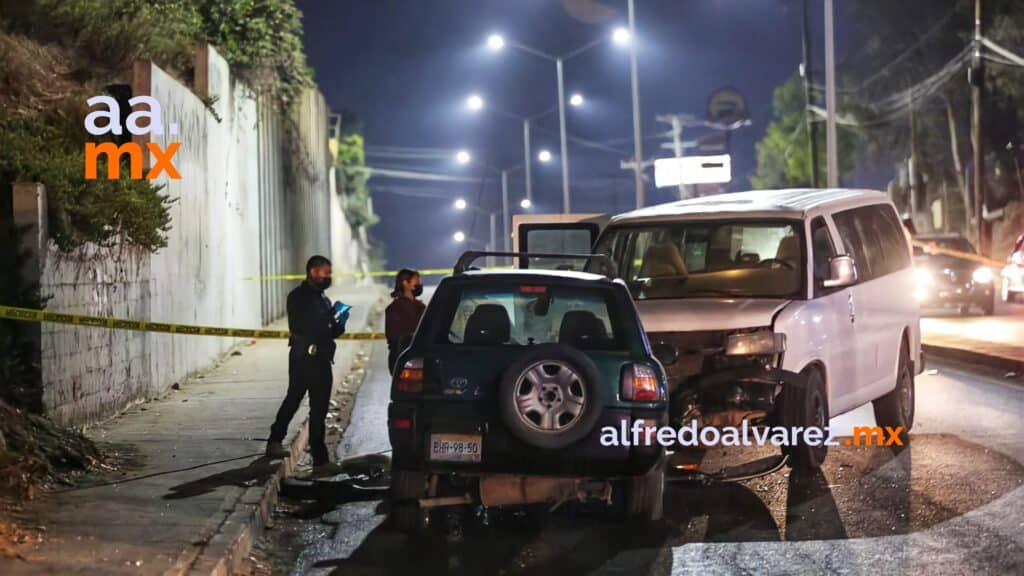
[{"left": 654, "top": 154, "right": 731, "bottom": 188}]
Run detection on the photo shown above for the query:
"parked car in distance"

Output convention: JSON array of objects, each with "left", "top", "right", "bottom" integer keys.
[
  {"left": 913, "top": 233, "right": 996, "bottom": 315},
  {"left": 1002, "top": 233, "right": 1024, "bottom": 303},
  {"left": 388, "top": 253, "right": 668, "bottom": 531},
  {"left": 517, "top": 188, "right": 921, "bottom": 473}
]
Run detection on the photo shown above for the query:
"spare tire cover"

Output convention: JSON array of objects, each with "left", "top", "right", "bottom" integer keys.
[{"left": 498, "top": 344, "right": 605, "bottom": 450}]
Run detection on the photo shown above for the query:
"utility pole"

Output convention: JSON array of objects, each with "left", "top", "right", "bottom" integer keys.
[
  {"left": 824, "top": 0, "right": 839, "bottom": 188},
  {"left": 970, "top": 0, "right": 986, "bottom": 254},
  {"left": 801, "top": 0, "right": 820, "bottom": 187},
  {"left": 909, "top": 104, "right": 919, "bottom": 224},
  {"left": 523, "top": 119, "right": 532, "bottom": 203},
  {"left": 656, "top": 114, "right": 689, "bottom": 199},
  {"left": 628, "top": 0, "right": 644, "bottom": 209},
  {"left": 556, "top": 58, "right": 570, "bottom": 213},
  {"left": 501, "top": 170, "right": 510, "bottom": 251}
]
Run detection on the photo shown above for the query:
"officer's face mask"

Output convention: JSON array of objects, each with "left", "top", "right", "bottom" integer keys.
[
  {"left": 412, "top": 284, "right": 423, "bottom": 297},
  {"left": 309, "top": 269, "right": 332, "bottom": 291}
]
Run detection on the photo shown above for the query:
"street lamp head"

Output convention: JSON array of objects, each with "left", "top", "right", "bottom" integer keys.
[
  {"left": 454, "top": 198, "right": 467, "bottom": 210},
  {"left": 537, "top": 149, "right": 552, "bottom": 163},
  {"left": 453, "top": 231, "right": 467, "bottom": 243},
  {"left": 466, "top": 94, "right": 484, "bottom": 111},
  {"left": 612, "top": 27, "right": 631, "bottom": 46},
  {"left": 486, "top": 34, "right": 506, "bottom": 51},
  {"left": 520, "top": 198, "right": 532, "bottom": 209},
  {"left": 455, "top": 149, "right": 472, "bottom": 164},
  {"left": 569, "top": 92, "right": 584, "bottom": 107}
]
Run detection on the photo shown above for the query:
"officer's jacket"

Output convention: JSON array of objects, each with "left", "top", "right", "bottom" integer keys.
[{"left": 287, "top": 281, "right": 345, "bottom": 360}]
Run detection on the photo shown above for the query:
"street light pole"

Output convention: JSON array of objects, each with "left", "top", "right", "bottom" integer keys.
[
  {"left": 501, "top": 170, "right": 510, "bottom": 251},
  {"left": 523, "top": 119, "right": 532, "bottom": 202},
  {"left": 628, "top": 0, "right": 644, "bottom": 209},
  {"left": 824, "top": 0, "right": 839, "bottom": 188},
  {"left": 489, "top": 212, "right": 497, "bottom": 266},
  {"left": 556, "top": 58, "right": 570, "bottom": 213}
]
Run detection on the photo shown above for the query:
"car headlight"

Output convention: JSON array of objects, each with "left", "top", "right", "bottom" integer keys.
[
  {"left": 972, "top": 266, "right": 994, "bottom": 283},
  {"left": 725, "top": 330, "right": 786, "bottom": 356},
  {"left": 913, "top": 268, "right": 934, "bottom": 287}
]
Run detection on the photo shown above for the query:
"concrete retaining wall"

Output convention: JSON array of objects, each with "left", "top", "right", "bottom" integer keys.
[{"left": 19, "top": 45, "right": 365, "bottom": 425}]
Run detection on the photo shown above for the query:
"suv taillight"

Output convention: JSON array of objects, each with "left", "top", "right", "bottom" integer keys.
[
  {"left": 621, "top": 364, "right": 660, "bottom": 402},
  {"left": 396, "top": 358, "right": 424, "bottom": 393}
]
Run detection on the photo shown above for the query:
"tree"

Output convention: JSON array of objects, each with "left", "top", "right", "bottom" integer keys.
[
  {"left": 335, "top": 133, "right": 378, "bottom": 229},
  {"left": 751, "top": 72, "right": 856, "bottom": 189}
]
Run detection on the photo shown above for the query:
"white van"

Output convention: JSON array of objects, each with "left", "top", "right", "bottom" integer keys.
[{"left": 513, "top": 189, "right": 920, "bottom": 471}]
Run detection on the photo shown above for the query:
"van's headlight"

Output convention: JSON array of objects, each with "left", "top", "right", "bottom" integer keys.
[
  {"left": 725, "top": 330, "right": 786, "bottom": 356},
  {"left": 914, "top": 268, "right": 934, "bottom": 287},
  {"left": 972, "top": 266, "right": 993, "bottom": 283}
]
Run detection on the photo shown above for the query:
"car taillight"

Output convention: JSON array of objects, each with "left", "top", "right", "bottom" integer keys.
[
  {"left": 390, "top": 418, "right": 412, "bottom": 430},
  {"left": 396, "top": 358, "right": 424, "bottom": 393},
  {"left": 621, "top": 364, "right": 661, "bottom": 402}
]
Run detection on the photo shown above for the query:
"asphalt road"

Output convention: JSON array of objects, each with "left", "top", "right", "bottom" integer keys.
[{"left": 286, "top": 343, "right": 1024, "bottom": 576}]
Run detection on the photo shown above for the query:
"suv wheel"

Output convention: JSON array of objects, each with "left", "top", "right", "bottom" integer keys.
[
  {"left": 873, "top": 340, "right": 915, "bottom": 442},
  {"left": 499, "top": 344, "right": 604, "bottom": 450},
  {"left": 622, "top": 453, "right": 666, "bottom": 523},
  {"left": 780, "top": 369, "right": 828, "bottom": 472},
  {"left": 390, "top": 469, "right": 428, "bottom": 532}
]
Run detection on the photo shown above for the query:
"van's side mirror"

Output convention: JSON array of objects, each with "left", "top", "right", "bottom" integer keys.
[{"left": 823, "top": 255, "right": 858, "bottom": 288}]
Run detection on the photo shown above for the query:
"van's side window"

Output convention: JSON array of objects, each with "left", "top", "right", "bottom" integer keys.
[
  {"left": 832, "top": 209, "right": 871, "bottom": 280},
  {"left": 833, "top": 204, "right": 910, "bottom": 282},
  {"left": 873, "top": 205, "right": 912, "bottom": 273},
  {"left": 810, "top": 217, "right": 836, "bottom": 296}
]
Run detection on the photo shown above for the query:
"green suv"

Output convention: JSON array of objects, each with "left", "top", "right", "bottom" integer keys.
[{"left": 388, "top": 252, "right": 668, "bottom": 531}]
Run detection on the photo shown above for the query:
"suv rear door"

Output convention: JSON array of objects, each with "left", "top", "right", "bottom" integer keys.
[{"left": 512, "top": 213, "right": 608, "bottom": 270}]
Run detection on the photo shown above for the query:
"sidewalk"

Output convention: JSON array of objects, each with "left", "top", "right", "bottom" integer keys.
[
  {"left": 2, "top": 283, "right": 387, "bottom": 575},
  {"left": 921, "top": 313, "right": 1024, "bottom": 374}
]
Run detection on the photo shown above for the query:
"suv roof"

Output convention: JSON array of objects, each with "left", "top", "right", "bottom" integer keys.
[{"left": 610, "top": 188, "right": 888, "bottom": 224}]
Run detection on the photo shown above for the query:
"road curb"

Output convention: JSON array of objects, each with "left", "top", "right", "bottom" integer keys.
[
  {"left": 922, "top": 343, "right": 1024, "bottom": 376},
  {"left": 183, "top": 292, "right": 385, "bottom": 575}
]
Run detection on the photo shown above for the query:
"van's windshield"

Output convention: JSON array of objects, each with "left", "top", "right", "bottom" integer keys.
[{"left": 589, "top": 220, "right": 804, "bottom": 300}]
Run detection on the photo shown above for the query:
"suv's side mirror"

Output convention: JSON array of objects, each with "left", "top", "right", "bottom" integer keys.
[{"left": 823, "top": 255, "right": 858, "bottom": 288}]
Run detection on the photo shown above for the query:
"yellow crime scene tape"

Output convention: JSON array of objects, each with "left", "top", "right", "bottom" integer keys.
[
  {"left": 0, "top": 305, "right": 385, "bottom": 340},
  {"left": 909, "top": 239, "right": 1006, "bottom": 269}
]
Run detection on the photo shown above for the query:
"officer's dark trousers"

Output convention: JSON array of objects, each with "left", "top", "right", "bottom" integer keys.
[{"left": 269, "top": 350, "right": 332, "bottom": 466}]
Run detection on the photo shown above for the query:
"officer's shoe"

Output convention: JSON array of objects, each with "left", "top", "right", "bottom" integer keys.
[
  {"left": 311, "top": 462, "right": 346, "bottom": 478},
  {"left": 265, "top": 442, "right": 291, "bottom": 459}
]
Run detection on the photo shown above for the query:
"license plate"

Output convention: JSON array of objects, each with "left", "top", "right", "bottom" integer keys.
[{"left": 429, "top": 434, "right": 482, "bottom": 462}]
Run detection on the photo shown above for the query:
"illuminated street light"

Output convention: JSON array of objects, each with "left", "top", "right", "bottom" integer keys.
[
  {"left": 455, "top": 149, "right": 472, "bottom": 164},
  {"left": 466, "top": 93, "right": 484, "bottom": 111},
  {"left": 454, "top": 198, "right": 467, "bottom": 210},
  {"left": 453, "top": 231, "right": 466, "bottom": 243},
  {"left": 487, "top": 34, "right": 505, "bottom": 51},
  {"left": 520, "top": 198, "right": 532, "bottom": 209},
  {"left": 537, "top": 149, "right": 552, "bottom": 163},
  {"left": 568, "top": 92, "right": 584, "bottom": 107},
  {"left": 612, "top": 27, "right": 631, "bottom": 46}
]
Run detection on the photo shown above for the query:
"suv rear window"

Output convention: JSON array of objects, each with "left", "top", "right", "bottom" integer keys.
[{"left": 443, "top": 284, "right": 623, "bottom": 350}]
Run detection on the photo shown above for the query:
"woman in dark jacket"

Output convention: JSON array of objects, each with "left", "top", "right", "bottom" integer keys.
[{"left": 385, "top": 269, "right": 425, "bottom": 374}]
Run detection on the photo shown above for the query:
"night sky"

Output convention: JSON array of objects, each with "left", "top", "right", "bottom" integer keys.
[{"left": 297, "top": 0, "right": 847, "bottom": 271}]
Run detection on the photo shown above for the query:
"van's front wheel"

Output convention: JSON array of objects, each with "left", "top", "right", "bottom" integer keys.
[{"left": 780, "top": 369, "right": 829, "bottom": 473}]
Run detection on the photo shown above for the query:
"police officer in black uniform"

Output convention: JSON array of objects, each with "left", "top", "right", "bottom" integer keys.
[{"left": 266, "top": 255, "right": 350, "bottom": 476}]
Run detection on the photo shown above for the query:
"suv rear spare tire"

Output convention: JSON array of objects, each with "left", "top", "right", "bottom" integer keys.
[{"left": 499, "top": 344, "right": 604, "bottom": 450}]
